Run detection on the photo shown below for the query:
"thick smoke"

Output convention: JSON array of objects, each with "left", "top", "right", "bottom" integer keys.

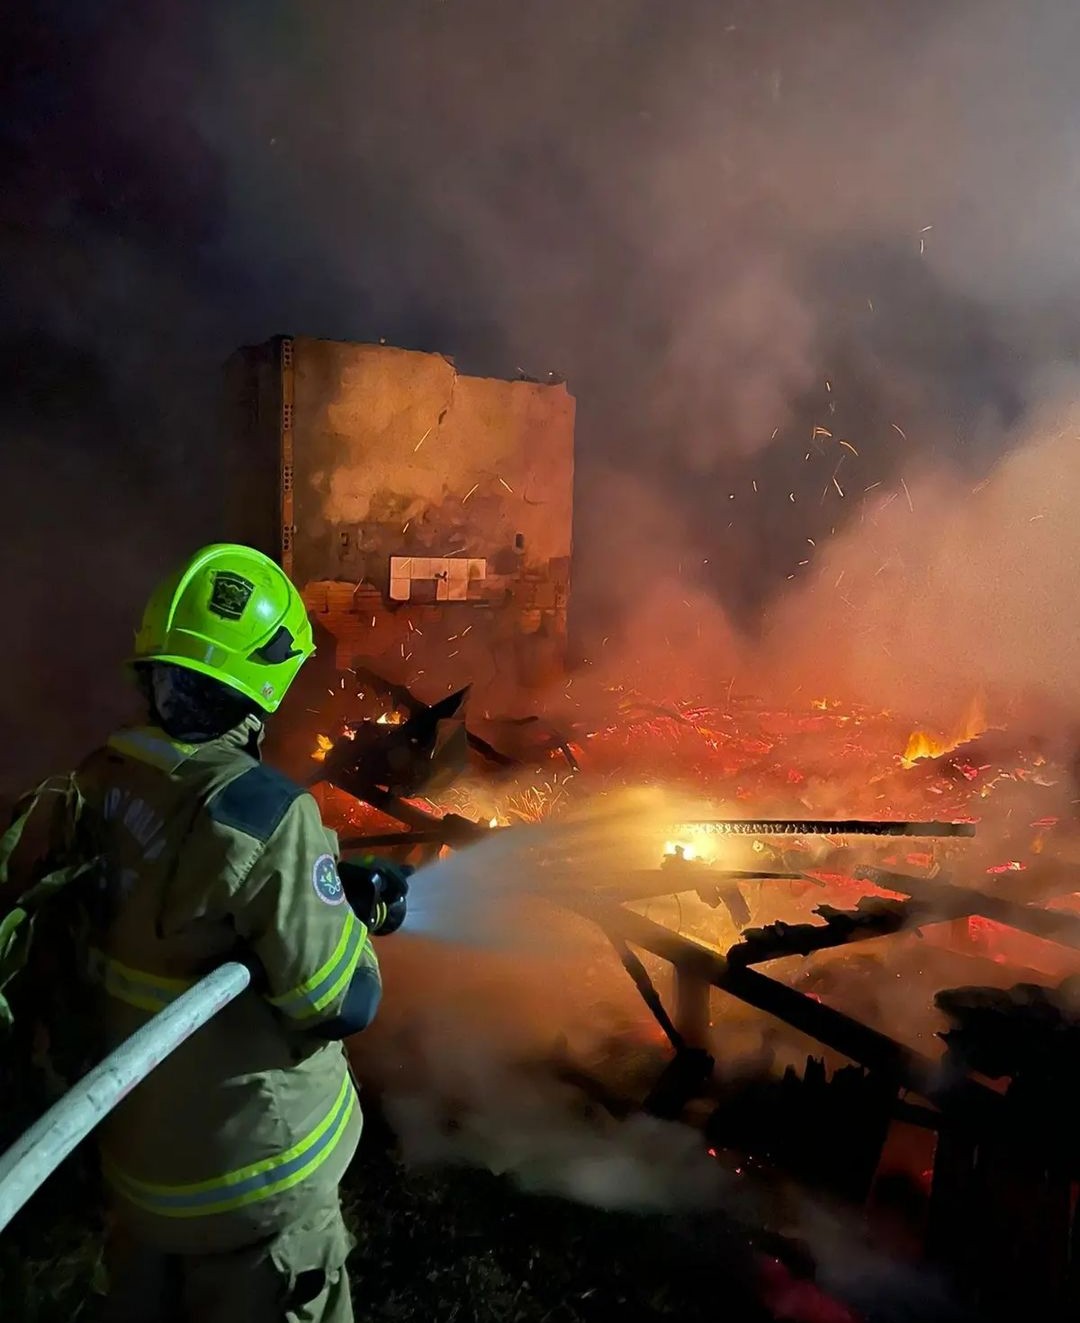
[
  {"left": 210, "top": 0, "right": 1080, "bottom": 726},
  {"left": 7, "top": 0, "right": 1080, "bottom": 785},
  {"left": 763, "top": 389, "right": 1080, "bottom": 732}
]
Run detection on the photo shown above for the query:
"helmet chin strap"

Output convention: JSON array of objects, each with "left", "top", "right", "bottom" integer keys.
[{"left": 243, "top": 716, "right": 267, "bottom": 759}]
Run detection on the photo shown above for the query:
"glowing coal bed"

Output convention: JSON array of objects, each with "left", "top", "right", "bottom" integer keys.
[{"left": 309, "top": 684, "right": 1080, "bottom": 1076}]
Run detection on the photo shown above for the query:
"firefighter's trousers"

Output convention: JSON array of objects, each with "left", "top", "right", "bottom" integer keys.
[{"left": 103, "top": 1194, "right": 354, "bottom": 1323}]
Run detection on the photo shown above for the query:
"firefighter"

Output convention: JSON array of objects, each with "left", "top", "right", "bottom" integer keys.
[{"left": 30, "top": 543, "right": 407, "bottom": 1322}]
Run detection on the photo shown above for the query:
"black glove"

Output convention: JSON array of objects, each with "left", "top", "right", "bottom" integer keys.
[{"left": 338, "top": 857, "right": 412, "bottom": 936}]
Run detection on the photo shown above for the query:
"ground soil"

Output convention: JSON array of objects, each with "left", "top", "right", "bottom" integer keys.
[{"left": 1, "top": 1111, "right": 777, "bottom": 1323}]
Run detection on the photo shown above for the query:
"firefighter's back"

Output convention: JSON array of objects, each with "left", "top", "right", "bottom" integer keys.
[{"left": 82, "top": 719, "right": 361, "bottom": 1257}]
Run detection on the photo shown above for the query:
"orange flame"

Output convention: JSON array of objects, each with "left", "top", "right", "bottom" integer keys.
[
  {"left": 900, "top": 729, "right": 951, "bottom": 766},
  {"left": 900, "top": 696, "right": 986, "bottom": 768},
  {"left": 311, "top": 725, "right": 361, "bottom": 762}
]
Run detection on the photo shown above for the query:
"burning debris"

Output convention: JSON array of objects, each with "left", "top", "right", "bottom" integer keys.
[
  {"left": 935, "top": 977, "right": 1080, "bottom": 1082},
  {"left": 898, "top": 697, "right": 989, "bottom": 769},
  {"left": 728, "top": 898, "right": 914, "bottom": 967},
  {"left": 313, "top": 685, "right": 473, "bottom": 800},
  {"left": 299, "top": 659, "right": 1080, "bottom": 1321}
]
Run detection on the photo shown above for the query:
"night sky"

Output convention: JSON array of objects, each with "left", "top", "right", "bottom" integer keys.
[{"left": 5, "top": 0, "right": 1080, "bottom": 788}]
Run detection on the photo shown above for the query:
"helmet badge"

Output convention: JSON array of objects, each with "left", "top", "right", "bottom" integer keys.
[{"left": 208, "top": 572, "right": 255, "bottom": 621}]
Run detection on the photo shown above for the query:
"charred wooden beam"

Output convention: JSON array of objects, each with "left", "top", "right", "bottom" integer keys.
[
  {"left": 483, "top": 714, "right": 581, "bottom": 772},
  {"left": 727, "top": 897, "right": 917, "bottom": 966},
  {"left": 673, "top": 965, "right": 712, "bottom": 1050},
  {"left": 727, "top": 889, "right": 991, "bottom": 966},
  {"left": 605, "top": 934, "right": 684, "bottom": 1051},
  {"left": 677, "top": 819, "right": 976, "bottom": 837},
  {"left": 934, "top": 980, "right": 1080, "bottom": 1082},
  {"left": 463, "top": 730, "right": 520, "bottom": 768},
  {"left": 338, "top": 803, "right": 949, "bottom": 865},
  {"left": 642, "top": 1047, "right": 716, "bottom": 1121},
  {"left": 706, "top": 1057, "right": 902, "bottom": 1204},
  {"left": 339, "top": 806, "right": 975, "bottom": 863},
  {"left": 857, "top": 866, "right": 1080, "bottom": 951},
  {"left": 339, "top": 792, "right": 490, "bottom": 852},
  {"left": 564, "top": 891, "right": 1002, "bottom": 1120}
]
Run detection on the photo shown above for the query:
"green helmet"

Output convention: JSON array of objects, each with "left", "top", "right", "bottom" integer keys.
[{"left": 132, "top": 544, "right": 315, "bottom": 713}]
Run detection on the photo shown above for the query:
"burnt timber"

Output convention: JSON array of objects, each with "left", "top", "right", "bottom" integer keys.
[
  {"left": 857, "top": 865, "right": 1080, "bottom": 950},
  {"left": 335, "top": 786, "right": 1080, "bottom": 1317},
  {"left": 673, "top": 819, "right": 976, "bottom": 837}
]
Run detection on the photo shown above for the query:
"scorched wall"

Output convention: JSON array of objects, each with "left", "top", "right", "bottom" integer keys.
[{"left": 225, "top": 336, "right": 575, "bottom": 708}]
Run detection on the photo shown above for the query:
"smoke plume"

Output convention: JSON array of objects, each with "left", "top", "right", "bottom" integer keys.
[{"left": 7, "top": 1, "right": 1080, "bottom": 782}]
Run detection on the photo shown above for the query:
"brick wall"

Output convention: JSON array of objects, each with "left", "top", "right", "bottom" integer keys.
[{"left": 288, "top": 339, "right": 575, "bottom": 707}]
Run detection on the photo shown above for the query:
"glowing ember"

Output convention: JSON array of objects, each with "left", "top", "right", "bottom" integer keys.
[
  {"left": 311, "top": 733, "right": 334, "bottom": 763},
  {"left": 664, "top": 841, "right": 699, "bottom": 862},
  {"left": 312, "top": 716, "right": 388, "bottom": 762}
]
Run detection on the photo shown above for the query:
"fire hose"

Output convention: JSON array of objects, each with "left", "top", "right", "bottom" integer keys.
[
  {"left": 0, "top": 962, "right": 251, "bottom": 1234},
  {"left": 0, "top": 858, "right": 411, "bottom": 1234}
]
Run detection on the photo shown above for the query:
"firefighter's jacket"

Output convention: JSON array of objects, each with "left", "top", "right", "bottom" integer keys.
[{"left": 71, "top": 716, "right": 378, "bottom": 1254}]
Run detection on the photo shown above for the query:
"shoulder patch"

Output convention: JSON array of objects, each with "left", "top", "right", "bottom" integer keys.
[
  {"left": 312, "top": 853, "right": 345, "bottom": 905},
  {"left": 206, "top": 764, "right": 305, "bottom": 843}
]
